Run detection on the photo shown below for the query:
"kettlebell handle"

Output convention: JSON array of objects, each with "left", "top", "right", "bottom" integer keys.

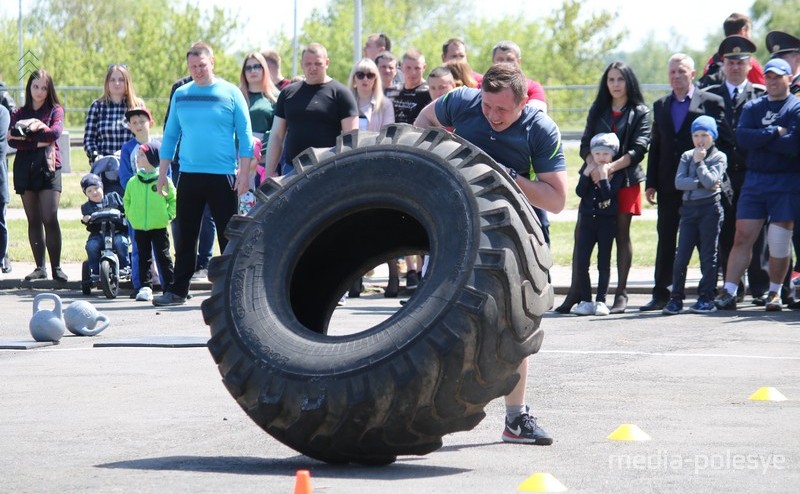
[
  {"left": 73, "top": 313, "right": 110, "bottom": 336},
  {"left": 32, "top": 293, "right": 62, "bottom": 317}
]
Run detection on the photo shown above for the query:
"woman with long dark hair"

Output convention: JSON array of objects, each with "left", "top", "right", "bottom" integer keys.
[
  {"left": 555, "top": 61, "right": 651, "bottom": 314},
  {"left": 8, "top": 69, "right": 67, "bottom": 281}
]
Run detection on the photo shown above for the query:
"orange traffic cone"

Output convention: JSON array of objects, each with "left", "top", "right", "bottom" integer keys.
[{"left": 293, "top": 469, "right": 312, "bottom": 494}]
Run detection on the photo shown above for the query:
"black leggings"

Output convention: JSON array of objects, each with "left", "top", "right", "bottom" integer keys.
[
  {"left": 615, "top": 212, "right": 633, "bottom": 294},
  {"left": 20, "top": 189, "right": 62, "bottom": 269},
  {"left": 564, "top": 212, "right": 633, "bottom": 301}
]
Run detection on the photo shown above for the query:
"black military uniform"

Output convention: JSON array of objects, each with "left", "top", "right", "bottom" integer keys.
[{"left": 703, "top": 35, "right": 769, "bottom": 302}]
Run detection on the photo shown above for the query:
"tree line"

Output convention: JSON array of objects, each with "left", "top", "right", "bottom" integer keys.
[{"left": 0, "top": 0, "right": 796, "bottom": 130}]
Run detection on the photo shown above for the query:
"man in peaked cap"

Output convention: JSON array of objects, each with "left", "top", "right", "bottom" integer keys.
[
  {"left": 702, "top": 35, "right": 769, "bottom": 305},
  {"left": 766, "top": 31, "right": 800, "bottom": 94},
  {"left": 699, "top": 12, "right": 765, "bottom": 88}
]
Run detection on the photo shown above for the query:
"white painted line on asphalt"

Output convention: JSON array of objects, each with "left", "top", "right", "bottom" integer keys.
[{"left": 541, "top": 349, "right": 800, "bottom": 360}]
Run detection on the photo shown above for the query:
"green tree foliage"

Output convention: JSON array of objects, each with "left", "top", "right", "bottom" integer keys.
[
  {"left": 0, "top": 0, "right": 241, "bottom": 128},
  {"left": 293, "top": 0, "right": 470, "bottom": 83},
  {"left": 278, "top": 0, "right": 625, "bottom": 130},
  {"left": 753, "top": 0, "right": 800, "bottom": 35}
]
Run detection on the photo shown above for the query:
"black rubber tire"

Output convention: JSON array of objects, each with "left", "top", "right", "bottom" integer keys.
[
  {"left": 201, "top": 124, "right": 553, "bottom": 465},
  {"left": 81, "top": 261, "right": 92, "bottom": 296},
  {"left": 99, "top": 259, "right": 118, "bottom": 299}
]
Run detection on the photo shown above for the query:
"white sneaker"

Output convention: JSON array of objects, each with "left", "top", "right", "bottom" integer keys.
[
  {"left": 594, "top": 301, "right": 610, "bottom": 316},
  {"left": 572, "top": 301, "right": 595, "bottom": 316},
  {"left": 136, "top": 286, "right": 153, "bottom": 302}
]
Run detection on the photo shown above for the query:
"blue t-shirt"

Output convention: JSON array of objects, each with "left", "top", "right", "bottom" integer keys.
[
  {"left": 161, "top": 78, "right": 253, "bottom": 175},
  {"left": 435, "top": 87, "right": 566, "bottom": 179}
]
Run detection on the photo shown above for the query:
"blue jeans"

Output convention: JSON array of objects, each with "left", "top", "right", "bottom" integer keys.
[
  {"left": 85, "top": 232, "right": 130, "bottom": 274},
  {"left": 671, "top": 199, "right": 723, "bottom": 298}
]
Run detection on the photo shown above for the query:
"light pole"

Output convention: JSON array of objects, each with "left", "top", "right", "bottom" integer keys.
[
  {"left": 18, "top": 0, "right": 23, "bottom": 99},
  {"left": 354, "top": 0, "right": 362, "bottom": 63}
]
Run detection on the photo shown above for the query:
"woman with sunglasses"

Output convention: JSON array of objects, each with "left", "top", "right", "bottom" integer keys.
[
  {"left": 347, "top": 58, "right": 398, "bottom": 297},
  {"left": 347, "top": 58, "right": 394, "bottom": 132},
  {"left": 84, "top": 64, "right": 144, "bottom": 165},
  {"left": 239, "top": 52, "right": 280, "bottom": 172}
]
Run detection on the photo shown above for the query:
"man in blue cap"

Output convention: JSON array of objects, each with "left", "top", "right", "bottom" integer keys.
[
  {"left": 766, "top": 31, "right": 800, "bottom": 303},
  {"left": 715, "top": 58, "right": 800, "bottom": 311}
]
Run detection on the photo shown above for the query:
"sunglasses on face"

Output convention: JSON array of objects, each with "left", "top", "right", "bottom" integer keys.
[
  {"left": 245, "top": 64, "right": 263, "bottom": 72},
  {"left": 355, "top": 72, "right": 376, "bottom": 80}
]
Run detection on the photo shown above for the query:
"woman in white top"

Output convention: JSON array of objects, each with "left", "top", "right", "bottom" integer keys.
[{"left": 348, "top": 58, "right": 394, "bottom": 132}]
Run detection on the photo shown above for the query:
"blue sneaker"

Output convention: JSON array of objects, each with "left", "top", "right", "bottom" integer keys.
[
  {"left": 689, "top": 294, "right": 717, "bottom": 314},
  {"left": 662, "top": 297, "right": 682, "bottom": 315},
  {"left": 501, "top": 407, "right": 553, "bottom": 445}
]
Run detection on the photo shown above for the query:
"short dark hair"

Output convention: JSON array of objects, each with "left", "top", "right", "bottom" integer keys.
[
  {"left": 428, "top": 66, "right": 454, "bottom": 80},
  {"left": 187, "top": 41, "right": 213, "bottom": 59},
  {"left": 481, "top": 63, "right": 527, "bottom": 104},
  {"left": 723, "top": 12, "right": 751, "bottom": 36},
  {"left": 375, "top": 51, "right": 397, "bottom": 65},
  {"left": 442, "top": 38, "right": 465, "bottom": 57},
  {"left": 367, "top": 33, "right": 392, "bottom": 52},
  {"left": 262, "top": 49, "right": 281, "bottom": 69}
]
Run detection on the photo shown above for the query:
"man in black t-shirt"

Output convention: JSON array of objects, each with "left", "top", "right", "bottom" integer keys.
[
  {"left": 266, "top": 43, "right": 359, "bottom": 177},
  {"left": 392, "top": 49, "right": 432, "bottom": 124}
]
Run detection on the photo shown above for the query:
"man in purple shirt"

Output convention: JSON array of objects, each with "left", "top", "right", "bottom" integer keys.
[{"left": 642, "top": 53, "right": 730, "bottom": 311}]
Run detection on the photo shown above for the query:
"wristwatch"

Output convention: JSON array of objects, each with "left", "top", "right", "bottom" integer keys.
[{"left": 506, "top": 167, "right": 518, "bottom": 180}]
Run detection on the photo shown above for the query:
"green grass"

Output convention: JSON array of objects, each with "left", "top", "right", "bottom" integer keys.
[
  {"left": 6, "top": 217, "right": 698, "bottom": 268},
  {"left": 8, "top": 219, "right": 89, "bottom": 263},
  {"left": 550, "top": 219, "right": 700, "bottom": 268},
  {"left": 5, "top": 144, "right": 680, "bottom": 268}
]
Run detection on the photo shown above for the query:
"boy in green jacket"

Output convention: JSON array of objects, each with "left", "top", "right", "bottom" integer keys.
[{"left": 123, "top": 141, "right": 176, "bottom": 302}]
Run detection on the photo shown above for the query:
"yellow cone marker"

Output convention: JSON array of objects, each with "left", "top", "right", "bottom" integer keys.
[
  {"left": 517, "top": 472, "right": 568, "bottom": 492},
  {"left": 749, "top": 387, "right": 787, "bottom": 401},
  {"left": 607, "top": 423, "right": 652, "bottom": 441}
]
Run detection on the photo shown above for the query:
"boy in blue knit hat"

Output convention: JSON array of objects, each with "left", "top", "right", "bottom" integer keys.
[{"left": 663, "top": 115, "right": 727, "bottom": 315}]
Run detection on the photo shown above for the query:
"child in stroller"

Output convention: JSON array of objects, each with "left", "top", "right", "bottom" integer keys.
[
  {"left": 80, "top": 173, "right": 130, "bottom": 297},
  {"left": 90, "top": 154, "right": 125, "bottom": 197}
]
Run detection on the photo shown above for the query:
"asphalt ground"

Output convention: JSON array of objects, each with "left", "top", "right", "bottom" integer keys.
[{"left": 1, "top": 267, "right": 798, "bottom": 493}]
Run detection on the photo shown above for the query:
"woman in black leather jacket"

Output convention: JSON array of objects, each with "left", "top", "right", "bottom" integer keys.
[{"left": 556, "top": 61, "right": 651, "bottom": 314}]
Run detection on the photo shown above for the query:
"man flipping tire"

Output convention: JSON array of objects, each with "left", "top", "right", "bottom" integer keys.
[{"left": 415, "top": 62, "right": 568, "bottom": 445}]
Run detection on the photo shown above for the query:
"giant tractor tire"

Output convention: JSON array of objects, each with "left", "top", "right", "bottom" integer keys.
[{"left": 201, "top": 124, "right": 553, "bottom": 465}]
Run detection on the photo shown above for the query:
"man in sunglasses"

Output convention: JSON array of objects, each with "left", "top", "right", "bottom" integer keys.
[{"left": 265, "top": 43, "right": 358, "bottom": 178}]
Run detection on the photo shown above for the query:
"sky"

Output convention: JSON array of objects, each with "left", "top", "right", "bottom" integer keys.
[
  {"left": 0, "top": 0, "right": 756, "bottom": 53},
  {"left": 192, "top": 0, "right": 757, "bottom": 53}
]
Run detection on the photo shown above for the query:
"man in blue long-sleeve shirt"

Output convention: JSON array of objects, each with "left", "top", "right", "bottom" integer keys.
[
  {"left": 153, "top": 41, "right": 254, "bottom": 306},
  {"left": 716, "top": 58, "right": 800, "bottom": 311}
]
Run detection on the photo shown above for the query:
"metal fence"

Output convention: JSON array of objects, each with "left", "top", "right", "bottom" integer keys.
[{"left": 3, "top": 83, "right": 672, "bottom": 136}]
